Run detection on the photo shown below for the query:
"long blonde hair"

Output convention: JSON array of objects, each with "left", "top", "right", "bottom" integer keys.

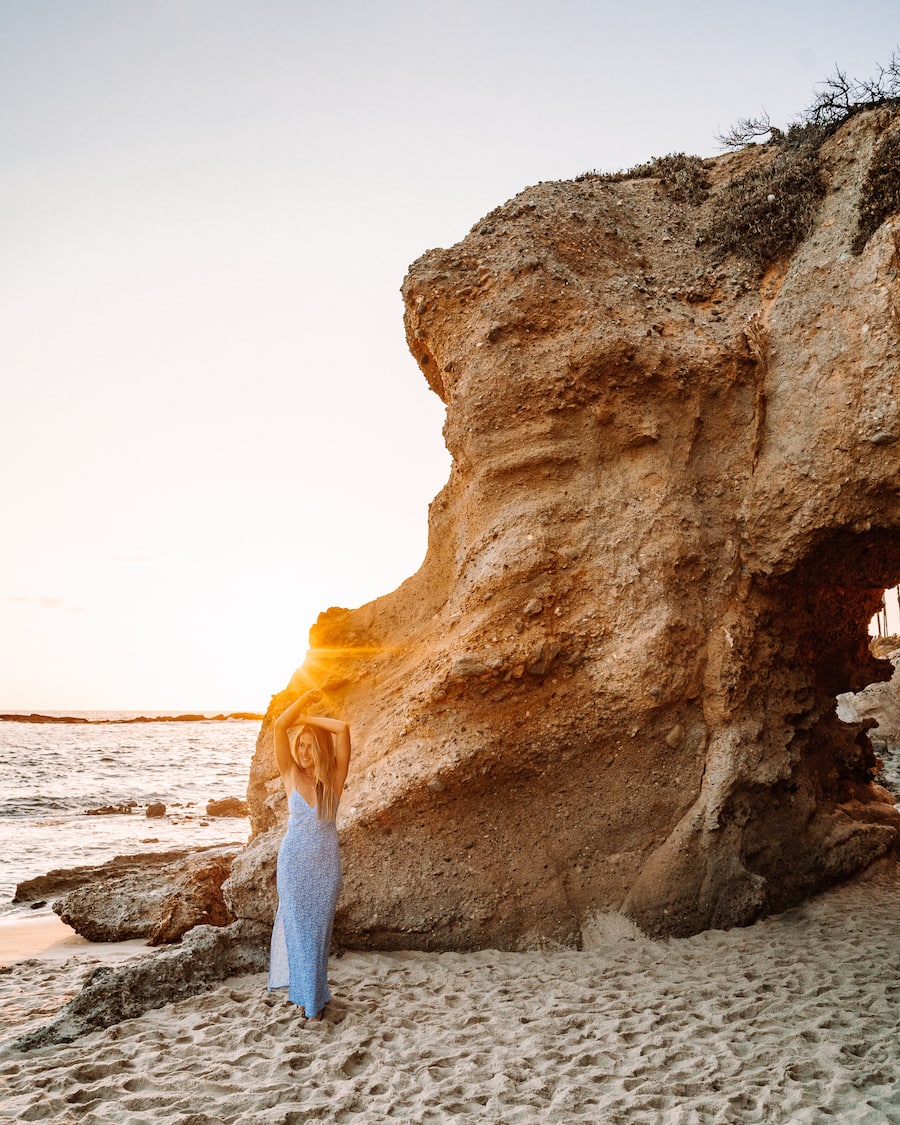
[{"left": 290, "top": 723, "right": 339, "bottom": 821}]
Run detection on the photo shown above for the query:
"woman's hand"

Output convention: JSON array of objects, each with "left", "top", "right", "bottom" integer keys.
[{"left": 274, "top": 687, "right": 323, "bottom": 732}]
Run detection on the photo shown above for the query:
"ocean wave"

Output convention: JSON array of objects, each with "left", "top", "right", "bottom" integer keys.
[
  {"left": 0, "top": 796, "right": 74, "bottom": 818},
  {"left": 0, "top": 718, "right": 256, "bottom": 904}
]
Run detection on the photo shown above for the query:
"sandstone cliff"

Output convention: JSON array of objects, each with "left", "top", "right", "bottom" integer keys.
[{"left": 227, "top": 107, "right": 900, "bottom": 945}]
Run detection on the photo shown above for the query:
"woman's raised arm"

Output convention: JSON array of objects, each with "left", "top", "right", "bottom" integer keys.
[
  {"left": 272, "top": 691, "right": 351, "bottom": 796},
  {"left": 272, "top": 690, "right": 320, "bottom": 784}
]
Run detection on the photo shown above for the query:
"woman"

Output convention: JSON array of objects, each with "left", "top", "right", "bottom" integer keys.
[{"left": 268, "top": 689, "right": 351, "bottom": 1020}]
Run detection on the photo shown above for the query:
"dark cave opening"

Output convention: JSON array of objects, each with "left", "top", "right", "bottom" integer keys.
[
  {"left": 774, "top": 530, "right": 900, "bottom": 699},
  {"left": 756, "top": 530, "right": 900, "bottom": 808},
  {"left": 837, "top": 586, "right": 900, "bottom": 799}
]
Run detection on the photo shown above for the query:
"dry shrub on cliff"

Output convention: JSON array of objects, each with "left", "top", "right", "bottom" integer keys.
[
  {"left": 712, "top": 56, "right": 900, "bottom": 266},
  {"left": 702, "top": 138, "right": 826, "bottom": 272},
  {"left": 635, "top": 153, "right": 710, "bottom": 204},
  {"left": 852, "top": 125, "right": 900, "bottom": 253},
  {"left": 806, "top": 56, "right": 900, "bottom": 130},
  {"left": 577, "top": 153, "right": 710, "bottom": 204},
  {"left": 719, "top": 54, "right": 900, "bottom": 150}
]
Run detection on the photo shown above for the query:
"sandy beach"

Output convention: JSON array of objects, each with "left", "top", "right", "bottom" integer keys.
[
  {"left": 2, "top": 867, "right": 900, "bottom": 1124},
  {"left": 0, "top": 914, "right": 161, "bottom": 968}
]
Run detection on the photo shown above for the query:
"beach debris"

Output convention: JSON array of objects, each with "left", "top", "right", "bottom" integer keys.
[
  {"left": 85, "top": 802, "right": 135, "bottom": 815},
  {"left": 146, "top": 802, "right": 166, "bottom": 818}
]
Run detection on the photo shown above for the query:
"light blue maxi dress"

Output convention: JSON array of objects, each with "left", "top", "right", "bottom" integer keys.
[{"left": 268, "top": 787, "right": 342, "bottom": 1017}]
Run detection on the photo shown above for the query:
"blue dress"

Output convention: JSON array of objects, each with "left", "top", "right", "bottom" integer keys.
[{"left": 268, "top": 787, "right": 342, "bottom": 1016}]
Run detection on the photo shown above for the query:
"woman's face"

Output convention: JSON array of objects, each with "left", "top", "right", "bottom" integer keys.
[{"left": 295, "top": 731, "right": 316, "bottom": 770}]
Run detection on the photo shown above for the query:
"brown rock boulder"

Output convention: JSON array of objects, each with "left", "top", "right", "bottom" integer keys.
[
  {"left": 52, "top": 846, "right": 238, "bottom": 944},
  {"left": 14, "top": 847, "right": 212, "bottom": 903},
  {"left": 221, "top": 826, "right": 280, "bottom": 927},
  {"left": 206, "top": 796, "right": 249, "bottom": 818},
  {"left": 227, "top": 108, "right": 900, "bottom": 946}
]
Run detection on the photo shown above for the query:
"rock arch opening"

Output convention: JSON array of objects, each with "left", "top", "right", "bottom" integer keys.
[
  {"left": 838, "top": 584, "right": 900, "bottom": 797},
  {"left": 737, "top": 530, "right": 900, "bottom": 915},
  {"left": 625, "top": 530, "right": 900, "bottom": 938}
]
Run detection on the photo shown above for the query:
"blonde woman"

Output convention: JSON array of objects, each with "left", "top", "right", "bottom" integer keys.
[{"left": 268, "top": 690, "right": 351, "bottom": 1020}]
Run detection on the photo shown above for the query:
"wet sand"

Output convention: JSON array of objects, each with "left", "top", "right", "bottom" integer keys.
[{"left": 0, "top": 913, "right": 156, "bottom": 967}]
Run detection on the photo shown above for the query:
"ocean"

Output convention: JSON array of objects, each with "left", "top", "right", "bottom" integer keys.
[{"left": 0, "top": 713, "right": 260, "bottom": 914}]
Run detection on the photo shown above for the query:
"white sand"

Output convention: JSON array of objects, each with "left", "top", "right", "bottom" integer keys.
[{"left": 2, "top": 869, "right": 900, "bottom": 1124}]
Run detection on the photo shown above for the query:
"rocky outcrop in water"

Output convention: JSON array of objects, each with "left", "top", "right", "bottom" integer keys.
[
  {"left": 0, "top": 712, "right": 263, "bottom": 724},
  {"left": 13, "top": 847, "right": 209, "bottom": 903},
  {"left": 206, "top": 796, "right": 249, "bottom": 818},
  {"left": 223, "top": 106, "right": 900, "bottom": 948}
]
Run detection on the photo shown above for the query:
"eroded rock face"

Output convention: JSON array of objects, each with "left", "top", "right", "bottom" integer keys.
[
  {"left": 227, "top": 108, "right": 900, "bottom": 946},
  {"left": 47, "top": 847, "right": 238, "bottom": 945},
  {"left": 13, "top": 921, "right": 268, "bottom": 1050},
  {"left": 13, "top": 847, "right": 202, "bottom": 904}
]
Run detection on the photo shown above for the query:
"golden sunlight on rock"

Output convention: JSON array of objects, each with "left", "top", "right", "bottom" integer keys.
[{"left": 226, "top": 107, "right": 900, "bottom": 949}]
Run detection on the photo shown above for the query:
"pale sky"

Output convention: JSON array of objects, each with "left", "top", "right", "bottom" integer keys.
[{"left": 2, "top": 1, "right": 897, "bottom": 710}]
